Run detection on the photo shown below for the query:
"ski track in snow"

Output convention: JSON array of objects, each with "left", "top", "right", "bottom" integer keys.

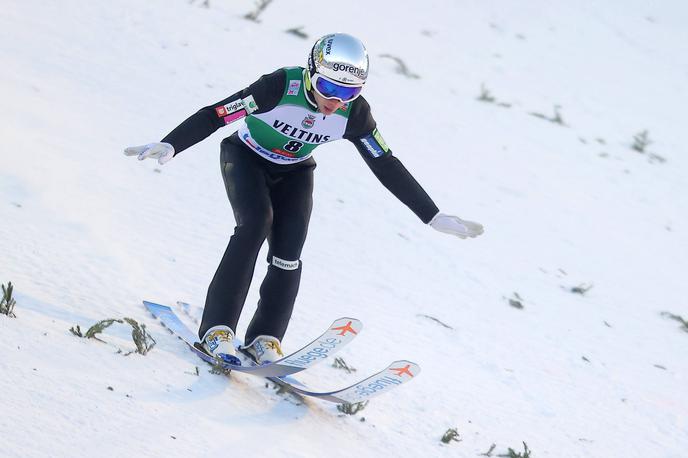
[{"left": 1, "top": 0, "right": 687, "bottom": 457}]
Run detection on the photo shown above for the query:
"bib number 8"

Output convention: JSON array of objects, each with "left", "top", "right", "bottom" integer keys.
[{"left": 284, "top": 140, "right": 304, "bottom": 153}]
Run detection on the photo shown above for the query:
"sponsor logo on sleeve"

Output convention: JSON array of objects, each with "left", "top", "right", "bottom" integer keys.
[
  {"left": 360, "top": 134, "right": 385, "bottom": 158},
  {"left": 223, "top": 109, "right": 248, "bottom": 125},
  {"left": 242, "top": 95, "right": 258, "bottom": 114},
  {"left": 372, "top": 128, "right": 389, "bottom": 152},
  {"left": 215, "top": 100, "right": 245, "bottom": 118},
  {"left": 287, "top": 80, "right": 301, "bottom": 96}
]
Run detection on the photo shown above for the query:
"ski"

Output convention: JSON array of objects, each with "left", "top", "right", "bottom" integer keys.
[
  {"left": 231, "top": 327, "right": 421, "bottom": 403},
  {"left": 261, "top": 359, "right": 421, "bottom": 404},
  {"left": 144, "top": 300, "right": 361, "bottom": 378}
]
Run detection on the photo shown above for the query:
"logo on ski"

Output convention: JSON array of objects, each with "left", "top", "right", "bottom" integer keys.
[
  {"left": 391, "top": 364, "right": 414, "bottom": 377},
  {"left": 352, "top": 375, "right": 403, "bottom": 399},
  {"left": 331, "top": 320, "right": 358, "bottom": 336},
  {"left": 281, "top": 337, "right": 341, "bottom": 367}
]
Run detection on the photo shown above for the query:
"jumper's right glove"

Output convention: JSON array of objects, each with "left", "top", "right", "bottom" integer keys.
[
  {"left": 124, "top": 142, "right": 175, "bottom": 165},
  {"left": 429, "top": 212, "right": 484, "bottom": 239}
]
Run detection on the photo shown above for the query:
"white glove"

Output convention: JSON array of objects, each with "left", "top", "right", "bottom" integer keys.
[
  {"left": 124, "top": 142, "right": 175, "bottom": 165},
  {"left": 429, "top": 212, "right": 484, "bottom": 239}
]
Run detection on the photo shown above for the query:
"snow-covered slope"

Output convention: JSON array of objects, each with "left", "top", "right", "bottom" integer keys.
[{"left": 1, "top": 1, "right": 687, "bottom": 456}]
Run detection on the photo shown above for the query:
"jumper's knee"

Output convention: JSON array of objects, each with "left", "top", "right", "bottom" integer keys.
[{"left": 236, "top": 211, "right": 273, "bottom": 243}]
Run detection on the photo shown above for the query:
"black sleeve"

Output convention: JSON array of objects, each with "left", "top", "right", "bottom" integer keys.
[
  {"left": 345, "top": 97, "right": 440, "bottom": 224},
  {"left": 160, "top": 68, "right": 286, "bottom": 155}
]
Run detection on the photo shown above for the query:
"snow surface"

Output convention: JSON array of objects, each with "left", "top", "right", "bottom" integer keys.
[{"left": 1, "top": 0, "right": 687, "bottom": 456}]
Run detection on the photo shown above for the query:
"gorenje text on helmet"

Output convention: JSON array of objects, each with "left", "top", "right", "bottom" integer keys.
[{"left": 331, "top": 63, "right": 366, "bottom": 78}]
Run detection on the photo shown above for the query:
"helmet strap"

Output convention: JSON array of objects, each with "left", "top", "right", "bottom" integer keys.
[
  {"left": 304, "top": 69, "right": 312, "bottom": 91},
  {"left": 302, "top": 70, "right": 318, "bottom": 109}
]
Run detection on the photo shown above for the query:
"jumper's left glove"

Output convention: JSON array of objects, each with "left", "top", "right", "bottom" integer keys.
[{"left": 429, "top": 213, "right": 484, "bottom": 239}]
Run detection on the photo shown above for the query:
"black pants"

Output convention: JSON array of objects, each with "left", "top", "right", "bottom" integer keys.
[{"left": 199, "top": 135, "right": 316, "bottom": 344}]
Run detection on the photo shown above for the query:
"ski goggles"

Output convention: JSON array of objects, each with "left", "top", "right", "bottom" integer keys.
[{"left": 311, "top": 73, "right": 363, "bottom": 103}]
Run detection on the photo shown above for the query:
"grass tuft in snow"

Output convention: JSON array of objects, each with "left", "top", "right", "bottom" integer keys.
[
  {"left": 661, "top": 311, "right": 688, "bottom": 333},
  {"left": 1, "top": 282, "right": 17, "bottom": 317},
  {"left": 631, "top": 130, "right": 651, "bottom": 153},
  {"left": 630, "top": 130, "right": 667, "bottom": 163},
  {"left": 70, "top": 318, "right": 123, "bottom": 342},
  {"left": 507, "top": 292, "right": 525, "bottom": 309},
  {"left": 244, "top": 0, "right": 273, "bottom": 22},
  {"left": 477, "top": 84, "right": 512, "bottom": 108},
  {"left": 529, "top": 105, "right": 566, "bottom": 126},
  {"left": 70, "top": 318, "right": 156, "bottom": 354},
  {"left": 498, "top": 442, "right": 532, "bottom": 458},
  {"left": 337, "top": 401, "right": 368, "bottom": 415},
  {"left": 185, "top": 366, "right": 200, "bottom": 377},
  {"left": 285, "top": 27, "right": 308, "bottom": 39},
  {"left": 122, "top": 318, "right": 156, "bottom": 355},
  {"left": 418, "top": 314, "right": 454, "bottom": 329},
  {"left": 209, "top": 360, "right": 231, "bottom": 375},
  {"left": 480, "top": 443, "right": 497, "bottom": 456},
  {"left": 273, "top": 383, "right": 291, "bottom": 396},
  {"left": 648, "top": 153, "right": 667, "bottom": 164},
  {"left": 332, "top": 357, "right": 357, "bottom": 373},
  {"left": 379, "top": 54, "right": 420, "bottom": 79},
  {"left": 440, "top": 427, "right": 461, "bottom": 444},
  {"left": 478, "top": 84, "right": 496, "bottom": 103},
  {"left": 570, "top": 283, "right": 594, "bottom": 295},
  {"left": 189, "top": 0, "right": 210, "bottom": 8}
]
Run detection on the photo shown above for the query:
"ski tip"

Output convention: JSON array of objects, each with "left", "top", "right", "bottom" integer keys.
[
  {"left": 329, "top": 318, "right": 363, "bottom": 337},
  {"left": 386, "top": 360, "right": 421, "bottom": 379},
  {"left": 143, "top": 300, "right": 173, "bottom": 313},
  {"left": 332, "top": 317, "right": 361, "bottom": 325}
]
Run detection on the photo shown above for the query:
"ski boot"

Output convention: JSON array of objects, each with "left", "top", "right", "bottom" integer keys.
[
  {"left": 241, "top": 335, "right": 284, "bottom": 365},
  {"left": 201, "top": 325, "right": 241, "bottom": 366}
]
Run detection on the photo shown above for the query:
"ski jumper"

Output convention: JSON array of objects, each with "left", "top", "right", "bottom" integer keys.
[{"left": 161, "top": 67, "right": 439, "bottom": 344}]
